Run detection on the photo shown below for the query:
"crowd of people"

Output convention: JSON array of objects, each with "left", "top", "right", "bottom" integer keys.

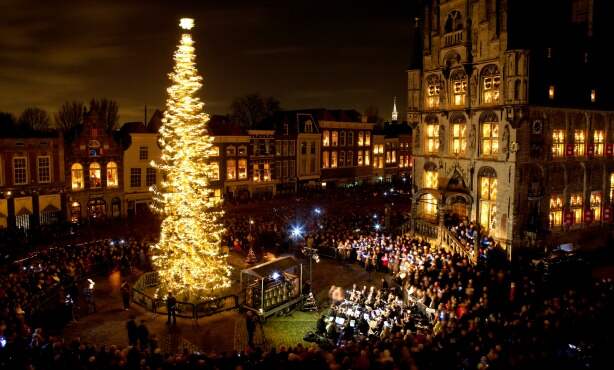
[{"left": 1, "top": 184, "right": 613, "bottom": 369}]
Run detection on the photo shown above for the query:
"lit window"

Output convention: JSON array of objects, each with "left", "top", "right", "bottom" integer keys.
[
  {"left": 13, "top": 157, "right": 27, "bottom": 185},
  {"left": 481, "top": 65, "right": 501, "bottom": 104},
  {"left": 591, "top": 192, "right": 602, "bottom": 221},
  {"left": 139, "top": 146, "right": 148, "bottom": 160},
  {"left": 399, "top": 155, "right": 404, "bottom": 168},
  {"left": 591, "top": 89, "right": 596, "bottom": 103},
  {"left": 552, "top": 129, "right": 565, "bottom": 158},
  {"left": 481, "top": 122, "right": 499, "bottom": 157},
  {"left": 89, "top": 162, "right": 102, "bottom": 188},
  {"left": 386, "top": 150, "right": 391, "bottom": 164},
  {"left": 323, "top": 130, "right": 330, "bottom": 146},
  {"left": 391, "top": 150, "right": 396, "bottom": 163},
  {"left": 426, "top": 75, "right": 441, "bottom": 109},
  {"left": 479, "top": 176, "right": 497, "bottom": 230},
  {"left": 226, "top": 146, "right": 236, "bottom": 156},
  {"left": 378, "top": 157, "right": 384, "bottom": 169},
  {"left": 71, "top": 163, "right": 84, "bottom": 190},
  {"left": 263, "top": 162, "right": 271, "bottom": 181},
  {"left": 594, "top": 130, "right": 604, "bottom": 156},
  {"left": 574, "top": 130, "right": 585, "bottom": 156},
  {"left": 146, "top": 168, "right": 157, "bottom": 186},
  {"left": 331, "top": 151, "right": 338, "bottom": 168},
  {"left": 451, "top": 70, "right": 467, "bottom": 106},
  {"left": 37, "top": 156, "right": 51, "bottom": 184},
  {"left": 238, "top": 146, "right": 247, "bottom": 156},
  {"left": 357, "top": 150, "right": 363, "bottom": 166},
  {"left": 421, "top": 193, "right": 438, "bottom": 219},
  {"left": 238, "top": 159, "right": 247, "bottom": 179},
  {"left": 130, "top": 168, "right": 141, "bottom": 188},
  {"left": 322, "top": 151, "right": 329, "bottom": 168},
  {"left": 226, "top": 159, "right": 236, "bottom": 180},
  {"left": 106, "top": 161, "right": 118, "bottom": 187},
  {"left": 210, "top": 162, "right": 219, "bottom": 180},
  {"left": 364, "top": 150, "right": 370, "bottom": 166},
  {"left": 424, "top": 170, "right": 438, "bottom": 189},
  {"left": 451, "top": 123, "right": 466, "bottom": 155},
  {"left": 610, "top": 173, "right": 614, "bottom": 201},
  {"left": 549, "top": 195, "right": 563, "bottom": 227},
  {"left": 426, "top": 124, "right": 439, "bottom": 154},
  {"left": 365, "top": 132, "right": 371, "bottom": 146},
  {"left": 358, "top": 132, "right": 364, "bottom": 146},
  {"left": 340, "top": 131, "right": 346, "bottom": 146},
  {"left": 570, "top": 193, "right": 583, "bottom": 224},
  {"left": 548, "top": 85, "right": 555, "bottom": 100},
  {"left": 347, "top": 151, "right": 353, "bottom": 166},
  {"left": 331, "top": 131, "right": 338, "bottom": 146}
]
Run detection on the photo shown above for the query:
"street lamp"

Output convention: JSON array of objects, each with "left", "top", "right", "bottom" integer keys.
[{"left": 302, "top": 246, "right": 319, "bottom": 290}]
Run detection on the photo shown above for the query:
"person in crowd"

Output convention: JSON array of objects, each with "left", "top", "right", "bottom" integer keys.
[
  {"left": 166, "top": 291, "right": 177, "bottom": 325},
  {"left": 120, "top": 280, "right": 131, "bottom": 311},
  {"left": 137, "top": 319, "right": 149, "bottom": 351},
  {"left": 126, "top": 315, "right": 138, "bottom": 346}
]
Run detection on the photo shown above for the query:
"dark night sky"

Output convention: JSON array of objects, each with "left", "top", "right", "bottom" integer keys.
[{"left": 0, "top": 0, "right": 419, "bottom": 123}]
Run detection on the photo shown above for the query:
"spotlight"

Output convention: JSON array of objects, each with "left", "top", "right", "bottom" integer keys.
[
  {"left": 374, "top": 223, "right": 381, "bottom": 231},
  {"left": 271, "top": 272, "right": 280, "bottom": 280},
  {"left": 314, "top": 208, "right": 321, "bottom": 215},
  {"left": 291, "top": 225, "right": 303, "bottom": 238},
  {"left": 373, "top": 214, "right": 378, "bottom": 219}
]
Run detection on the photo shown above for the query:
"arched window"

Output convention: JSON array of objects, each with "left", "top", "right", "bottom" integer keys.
[
  {"left": 450, "top": 69, "right": 467, "bottom": 106},
  {"left": 89, "top": 162, "right": 101, "bottom": 188},
  {"left": 450, "top": 113, "right": 467, "bottom": 155},
  {"left": 106, "top": 161, "right": 118, "bottom": 187},
  {"left": 444, "top": 10, "right": 463, "bottom": 33},
  {"left": 71, "top": 163, "right": 84, "bottom": 190},
  {"left": 478, "top": 167, "right": 497, "bottom": 230},
  {"left": 419, "top": 193, "right": 438, "bottom": 221},
  {"left": 480, "top": 112, "right": 499, "bottom": 157},
  {"left": 426, "top": 74, "right": 441, "bottom": 109},
  {"left": 480, "top": 64, "right": 501, "bottom": 104},
  {"left": 514, "top": 79, "right": 521, "bottom": 101}
]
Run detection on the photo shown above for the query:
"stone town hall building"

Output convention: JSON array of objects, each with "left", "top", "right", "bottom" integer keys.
[{"left": 408, "top": 0, "right": 614, "bottom": 256}]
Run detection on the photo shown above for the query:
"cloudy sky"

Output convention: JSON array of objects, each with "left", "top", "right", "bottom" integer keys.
[{"left": 0, "top": 0, "right": 419, "bottom": 123}]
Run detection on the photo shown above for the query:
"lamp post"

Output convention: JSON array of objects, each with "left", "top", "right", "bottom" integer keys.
[{"left": 302, "top": 246, "right": 319, "bottom": 289}]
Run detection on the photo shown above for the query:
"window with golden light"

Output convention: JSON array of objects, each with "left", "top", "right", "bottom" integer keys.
[
  {"left": 358, "top": 132, "right": 364, "bottom": 146},
  {"left": 238, "top": 159, "right": 247, "bottom": 179},
  {"left": 226, "top": 159, "right": 236, "bottom": 180},
  {"left": 106, "top": 161, "right": 118, "bottom": 187},
  {"left": 482, "top": 76, "right": 500, "bottom": 104},
  {"left": 378, "top": 157, "right": 384, "bottom": 169},
  {"left": 451, "top": 69, "right": 467, "bottom": 106},
  {"left": 549, "top": 195, "right": 563, "bottom": 227},
  {"left": 331, "top": 151, "right": 338, "bottom": 168},
  {"left": 591, "top": 191, "right": 602, "bottom": 221},
  {"left": 573, "top": 130, "right": 585, "bottom": 156},
  {"left": 89, "top": 162, "right": 101, "bottom": 188},
  {"left": 481, "top": 122, "right": 499, "bottom": 157},
  {"left": 357, "top": 150, "right": 363, "bottom": 166},
  {"left": 426, "top": 124, "right": 439, "bottom": 154},
  {"left": 331, "top": 131, "right": 338, "bottom": 146},
  {"left": 451, "top": 123, "right": 466, "bottom": 155},
  {"left": 479, "top": 176, "right": 497, "bottom": 230},
  {"left": 71, "top": 163, "right": 84, "bottom": 190},
  {"left": 424, "top": 170, "right": 438, "bottom": 189},
  {"left": 426, "top": 75, "right": 441, "bottom": 109},
  {"left": 552, "top": 129, "right": 565, "bottom": 158},
  {"left": 364, "top": 150, "right": 370, "bottom": 166},
  {"left": 322, "top": 151, "right": 329, "bottom": 168},
  {"left": 594, "top": 130, "right": 604, "bottom": 156},
  {"left": 322, "top": 131, "right": 330, "bottom": 146},
  {"left": 611, "top": 173, "right": 614, "bottom": 201},
  {"left": 570, "top": 193, "right": 583, "bottom": 224},
  {"left": 421, "top": 193, "right": 438, "bottom": 219},
  {"left": 365, "top": 132, "right": 371, "bottom": 146}
]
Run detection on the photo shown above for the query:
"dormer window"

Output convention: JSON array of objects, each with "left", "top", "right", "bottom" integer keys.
[{"left": 304, "top": 120, "right": 313, "bottom": 133}]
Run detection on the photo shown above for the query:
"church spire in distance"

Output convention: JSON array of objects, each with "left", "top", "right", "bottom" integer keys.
[{"left": 392, "top": 96, "right": 398, "bottom": 121}]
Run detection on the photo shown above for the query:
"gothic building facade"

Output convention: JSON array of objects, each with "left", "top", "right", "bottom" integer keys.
[{"left": 408, "top": 0, "right": 614, "bottom": 255}]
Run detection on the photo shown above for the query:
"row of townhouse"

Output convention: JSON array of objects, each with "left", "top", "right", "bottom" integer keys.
[
  {"left": 207, "top": 109, "right": 412, "bottom": 199},
  {"left": 0, "top": 108, "right": 412, "bottom": 232}
]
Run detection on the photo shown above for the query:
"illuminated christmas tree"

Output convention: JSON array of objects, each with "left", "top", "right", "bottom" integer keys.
[{"left": 150, "top": 18, "right": 231, "bottom": 299}]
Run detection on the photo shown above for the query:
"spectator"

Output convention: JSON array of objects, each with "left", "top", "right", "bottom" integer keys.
[{"left": 126, "top": 315, "right": 138, "bottom": 346}]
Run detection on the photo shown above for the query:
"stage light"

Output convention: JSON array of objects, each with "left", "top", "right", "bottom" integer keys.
[
  {"left": 314, "top": 208, "right": 321, "bottom": 215},
  {"left": 291, "top": 225, "right": 303, "bottom": 238},
  {"left": 271, "top": 272, "right": 280, "bottom": 280},
  {"left": 373, "top": 214, "right": 378, "bottom": 219},
  {"left": 249, "top": 219, "right": 254, "bottom": 225},
  {"left": 374, "top": 223, "right": 381, "bottom": 230}
]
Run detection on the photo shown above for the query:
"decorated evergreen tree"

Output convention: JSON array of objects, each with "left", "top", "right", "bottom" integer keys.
[
  {"left": 151, "top": 18, "right": 231, "bottom": 299},
  {"left": 245, "top": 247, "right": 257, "bottom": 264},
  {"left": 302, "top": 291, "right": 318, "bottom": 312}
]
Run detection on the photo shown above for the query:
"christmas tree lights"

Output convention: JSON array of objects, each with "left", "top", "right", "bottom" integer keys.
[{"left": 150, "top": 18, "right": 231, "bottom": 299}]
